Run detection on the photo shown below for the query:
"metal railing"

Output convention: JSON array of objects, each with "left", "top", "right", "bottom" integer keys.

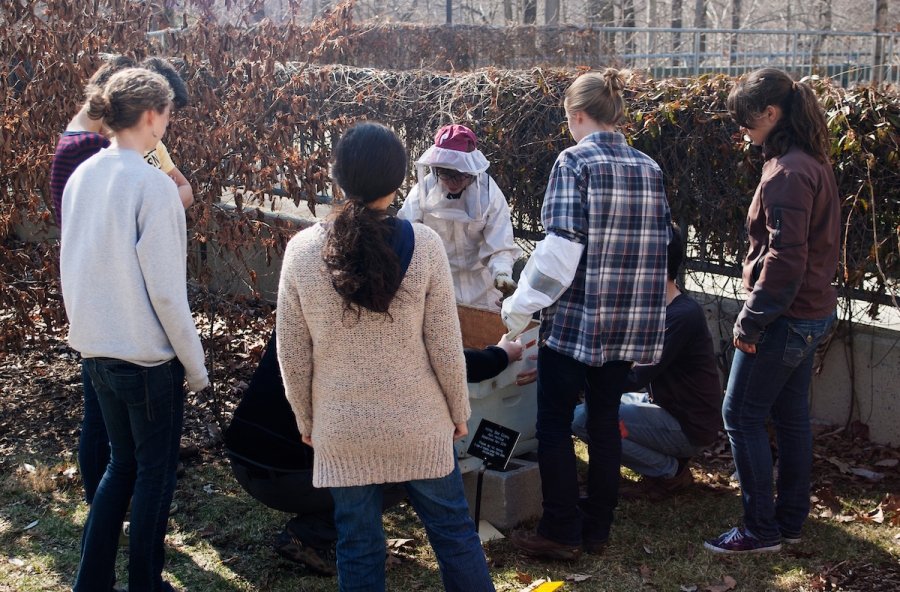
[
  {"left": 146, "top": 24, "right": 899, "bottom": 85},
  {"left": 599, "top": 27, "right": 900, "bottom": 85}
]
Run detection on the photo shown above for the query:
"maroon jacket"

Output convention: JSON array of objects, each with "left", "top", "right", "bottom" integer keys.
[{"left": 734, "top": 145, "right": 840, "bottom": 344}]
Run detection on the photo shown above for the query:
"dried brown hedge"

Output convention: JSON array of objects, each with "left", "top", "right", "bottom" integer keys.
[{"left": 2, "top": 0, "right": 899, "bottom": 354}]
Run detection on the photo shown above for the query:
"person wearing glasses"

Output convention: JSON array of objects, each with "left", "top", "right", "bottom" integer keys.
[{"left": 398, "top": 125, "right": 521, "bottom": 310}]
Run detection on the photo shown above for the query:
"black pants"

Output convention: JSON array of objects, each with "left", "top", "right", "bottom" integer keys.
[{"left": 229, "top": 455, "right": 407, "bottom": 550}]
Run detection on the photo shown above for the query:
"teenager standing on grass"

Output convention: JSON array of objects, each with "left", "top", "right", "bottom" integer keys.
[
  {"left": 501, "top": 69, "right": 671, "bottom": 559},
  {"left": 62, "top": 68, "right": 208, "bottom": 592},
  {"left": 704, "top": 68, "right": 840, "bottom": 554},
  {"left": 276, "top": 123, "right": 494, "bottom": 592},
  {"left": 49, "top": 55, "right": 135, "bottom": 506}
]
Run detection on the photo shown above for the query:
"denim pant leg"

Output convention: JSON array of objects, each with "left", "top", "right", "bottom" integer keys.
[
  {"left": 534, "top": 347, "right": 589, "bottom": 546},
  {"left": 723, "top": 313, "right": 834, "bottom": 543},
  {"left": 74, "top": 358, "right": 184, "bottom": 592},
  {"left": 580, "top": 360, "right": 632, "bottom": 544},
  {"left": 617, "top": 393, "right": 706, "bottom": 478},
  {"left": 406, "top": 459, "right": 494, "bottom": 592},
  {"left": 79, "top": 360, "right": 110, "bottom": 505},
  {"left": 330, "top": 484, "right": 387, "bottom": 592}
]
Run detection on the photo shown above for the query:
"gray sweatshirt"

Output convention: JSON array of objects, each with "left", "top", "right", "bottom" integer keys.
[{"left": 60, "top": 148, "right": 208, "bottom": 391}]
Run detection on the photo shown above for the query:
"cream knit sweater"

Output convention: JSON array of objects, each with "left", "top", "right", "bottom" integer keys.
[{"left": 276, "top": 222, "right": 470, "bottom": 488}]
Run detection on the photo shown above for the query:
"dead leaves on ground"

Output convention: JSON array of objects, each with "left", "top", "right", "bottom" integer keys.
[{"left": 812, "top": 488, "right": 900, "bottom": 525}]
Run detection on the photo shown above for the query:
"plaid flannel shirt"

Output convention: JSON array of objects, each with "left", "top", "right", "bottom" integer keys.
[{"left": 540, "top": 131, "right": 670, "bottom": 367}]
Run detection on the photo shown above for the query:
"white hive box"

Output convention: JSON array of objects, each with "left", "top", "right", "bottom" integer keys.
[{"left": 454, "top": 304, "right": 540, "bottom": 473}]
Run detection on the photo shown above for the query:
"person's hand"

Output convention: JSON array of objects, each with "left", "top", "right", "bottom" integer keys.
[
  {"left": 453, "top": 422, "right": 468, "bottom": 442},
  {"left": 302, "top": 435, "right": 313, "bottom": 447},
  {"left": 515, "top": 354, "right": 539, "bottom": 386},
  {"left": 494, "top": 272, "right": 518, "bottom": 298},
  {"left": 496, "top": 334, "right": 524, "bottom": 362},
  {"left": 733, "top": 336, "right": 757, "bottom": 354}
]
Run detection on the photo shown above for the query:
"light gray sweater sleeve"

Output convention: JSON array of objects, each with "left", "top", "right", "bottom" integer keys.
[{"left": 135, "top": 179, "right": 208, "bottom": 391}]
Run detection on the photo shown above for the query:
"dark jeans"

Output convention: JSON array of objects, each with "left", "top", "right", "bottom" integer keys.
[
  {"left": 535, "top": 346, "right": 631, "bottom": 546},
  {"left": 80, "top": 362, "right": 110, "bottom": 505},
  {"left": 229, "top": 455, "right": 407, "bottom": 550},
  {"left": 331, "top": 458, "right": 494, "bottom": 592},
  {"left": 74, "top": 357, "right": 184, "bottom": 592},
  {"left": 724, "top": 313, "right": 835, "bottom": 542}
]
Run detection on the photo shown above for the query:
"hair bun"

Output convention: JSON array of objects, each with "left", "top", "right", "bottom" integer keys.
[{"left": 602, "top": 68, "right": 633, "bottom": 93}]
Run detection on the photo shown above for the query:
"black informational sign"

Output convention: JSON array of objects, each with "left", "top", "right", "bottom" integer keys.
[{"left": 466, "top": 419, "right": 520, "bottom": 470}]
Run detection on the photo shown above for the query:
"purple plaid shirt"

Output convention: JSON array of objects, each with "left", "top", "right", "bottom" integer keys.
[{"left": 540, "top": 131, "right": 670, "bottom": 366}]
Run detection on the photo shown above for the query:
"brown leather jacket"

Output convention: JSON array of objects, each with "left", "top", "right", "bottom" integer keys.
[{"left": 734, "top": 145, "right": 840, "bottom": 344}]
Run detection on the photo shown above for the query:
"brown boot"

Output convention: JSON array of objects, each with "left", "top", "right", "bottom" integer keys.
[
  {"left": 620, "top": 463, "right": 693, "bottom": 501},
  {"left": 510, "top": 529, "right": 582, "bottom": 560}
]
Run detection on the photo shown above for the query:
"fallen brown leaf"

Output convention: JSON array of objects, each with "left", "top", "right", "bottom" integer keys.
[
  {"left": 702, "top": 575, "right": 737, "bottom": 592},
  {"left": 565, "top": 573, "right": 592, "bottom": 582},
  {"left": 199, "top": 524, "right": 215, "bottom": 537},
  {"left": 639, "top": 564, "right": 653, "bottom": 583},
  {"left": 516, "top": 571, "right": 533, "bottom": 584}
]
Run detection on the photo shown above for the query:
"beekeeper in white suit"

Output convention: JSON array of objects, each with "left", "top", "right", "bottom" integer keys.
[{"left": 398, "top": 124, "right": 522, "bottom": 310}]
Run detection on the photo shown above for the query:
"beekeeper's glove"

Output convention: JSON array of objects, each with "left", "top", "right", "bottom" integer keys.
[{"left": 493, "top": 272, "right": 518, "bottom": 298}]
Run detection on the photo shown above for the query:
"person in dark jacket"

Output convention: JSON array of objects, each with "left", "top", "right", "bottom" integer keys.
[
  {"left": 570, "top": 226, "right": 722, "bottom": 501},
  {"left": 703, "top": 68, "right": 840, "bottom": 555},
  {"left": 224, "top": 329, "right": 522, "bottom": 576}
]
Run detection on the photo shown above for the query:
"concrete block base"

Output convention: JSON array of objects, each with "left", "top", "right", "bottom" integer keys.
[{"left": 462, "top": 457, "right": 543, "bottom": 530}]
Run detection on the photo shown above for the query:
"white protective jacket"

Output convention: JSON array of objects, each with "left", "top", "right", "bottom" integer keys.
[{"left": 398, "top": 172, "right": 521, "bottom": 310}]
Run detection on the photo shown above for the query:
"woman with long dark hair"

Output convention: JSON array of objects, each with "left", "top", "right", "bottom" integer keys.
[
  {"left": 704, "top": 68, "right": 840, "bottom": 554},
  {"left": 276, "top": 123, "right": 494, "bottom": 592}
]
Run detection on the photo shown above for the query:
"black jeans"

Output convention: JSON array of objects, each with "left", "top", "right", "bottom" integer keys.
[
  {"left": 535, "top": 347, "right": 631, "bottom": 546},
  {"left": 229, "top": 455, "right": 407, "bottom": 550}
]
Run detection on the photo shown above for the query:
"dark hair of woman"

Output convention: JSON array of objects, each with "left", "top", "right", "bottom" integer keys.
[
  {"left": 84, "top": 55, "right": 136, "bottom": 97},
  {"left": 141, "top": 57, "right": 189, "bottom": 109},
  {"left": 323, "top": 123, "right": 409, "bottom": 318},
  {"left": 726, "top": 68, "right": 830, "bottom": 164}
]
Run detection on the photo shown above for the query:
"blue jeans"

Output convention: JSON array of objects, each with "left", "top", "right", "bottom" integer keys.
[
  {"left": 74, "top": 357, "right": 185, "bottom": 592},
  {"left": 723, "top": 313, "right": 835, "bottom": 543},
  {"left": 535, "top": 346, "right": 632, "bottom": 546},
  {"left": 80, "top": 362, "right": 110, "bottom": 505},
  {"left": 330, "top": 459, "right": 494, "bottom": 592},
  {"left": 572, "top": 394, "right": 706, "bottom": 479}
]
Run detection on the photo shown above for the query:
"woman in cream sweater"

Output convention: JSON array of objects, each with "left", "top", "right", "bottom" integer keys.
[{"left": 276, "top": 123, "right": 494, "bottom": 592}]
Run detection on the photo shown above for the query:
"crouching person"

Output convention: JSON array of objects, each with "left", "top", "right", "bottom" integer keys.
[
  {"left": 572, "top": 227, "right": 722, "bottom": 500},
  {"left": 225, "top": 329, "right": 522, "bottom": 576}
]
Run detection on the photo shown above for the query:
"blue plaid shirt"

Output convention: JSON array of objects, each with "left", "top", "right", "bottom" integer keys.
[{"left": 540, "top": 131, "right": 670, "bottom": 367}]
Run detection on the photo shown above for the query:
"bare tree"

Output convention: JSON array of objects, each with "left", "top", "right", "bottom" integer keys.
[
  {"left": 546, "top": 0, "right": 560, "bottom": 23},
  {"left": 672, "top": 0, "right": 683, "bottom": 66},
  {"left": 695, "top": 0, "right": 707, "bottom": 63},
  {"left": 523, "top": 0, "right": 537, "bottom": 23}
]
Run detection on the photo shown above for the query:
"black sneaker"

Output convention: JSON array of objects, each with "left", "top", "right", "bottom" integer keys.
[{"left": 274, "top": 528, "right": 337, "bottom": 576}]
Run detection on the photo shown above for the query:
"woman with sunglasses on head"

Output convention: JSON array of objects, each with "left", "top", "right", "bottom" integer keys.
[{"left": 398, "top": 125, "right": 521, "bottom": 310}]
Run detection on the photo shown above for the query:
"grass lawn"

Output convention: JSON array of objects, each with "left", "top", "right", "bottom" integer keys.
[
  {"left": 2, "top": 440, "right": 899, "bottom": 591},
  {"left": 2, "top": 332, "right": 899, "bottom": 591}
]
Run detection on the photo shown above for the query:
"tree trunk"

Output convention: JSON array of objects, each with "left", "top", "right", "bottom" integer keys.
[
  {"left": 623, "top": 0, "right": 635, "bottom": 58},
  {"left": 730, "top": 0, "right": 741, "bottom": 66},
  {"left": 446, "top": 0, "right": 452, "bottom": 23},
  {"left": 874, "top": 0, "right": 889, "bottom": 78},
  {"left": 546, "top": 0, "right": 559, "bottom": 24},
  {"left": 504, "top": 0, "right": 512, "bottom": 22},
  {"left": 694, "top": 0, "right": 707, "bottom": 63},
  {"left": 523, "top": 0, "right": 536, "bottom": 23},
  {"left": 672, "top": 0, "right": 683, "bottom": 67}
]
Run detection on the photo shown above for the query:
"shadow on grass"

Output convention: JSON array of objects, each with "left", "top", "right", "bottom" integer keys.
[{"left": 4, "top": 453, "right": 898, "bottom": 592}]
